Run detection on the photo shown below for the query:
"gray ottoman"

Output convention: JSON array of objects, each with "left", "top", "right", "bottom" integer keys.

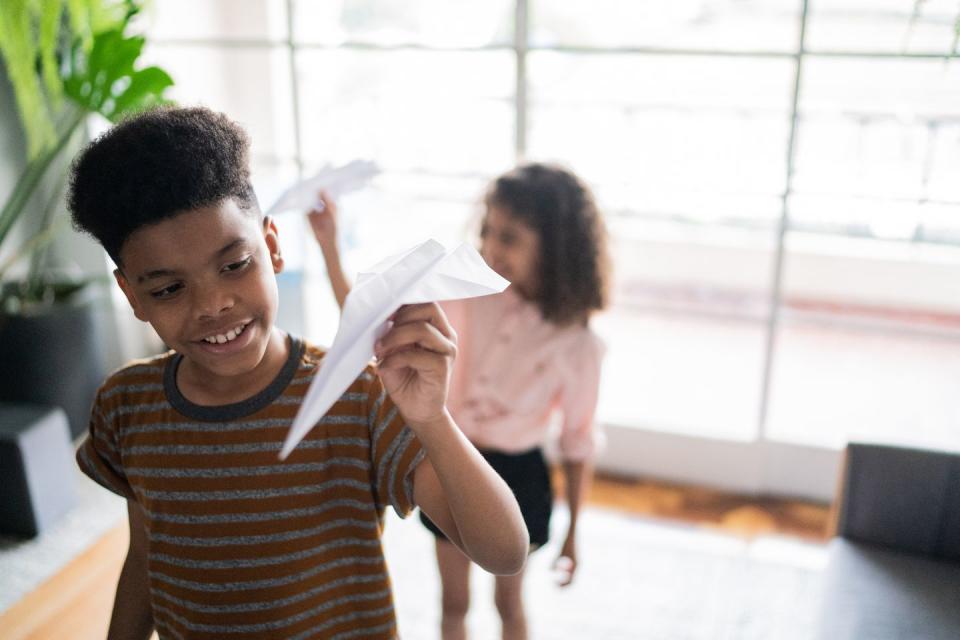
[{"left": 0, "top": 404, "right": 77, "bottom": 537}]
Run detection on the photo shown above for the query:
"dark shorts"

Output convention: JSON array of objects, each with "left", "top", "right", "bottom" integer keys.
[{"left": 419, "top": 447, "right": 553, "bottom": 551}]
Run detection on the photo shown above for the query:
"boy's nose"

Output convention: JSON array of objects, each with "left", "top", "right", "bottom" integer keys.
[
  {"left": 198, "top": 302, "right": 233, "bottom": 320},
  {"left": 192, "top": 285, "right": 235, "bottom": 320}
]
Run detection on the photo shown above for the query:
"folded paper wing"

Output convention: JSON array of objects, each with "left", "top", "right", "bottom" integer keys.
[
  {"left": 265, "top": 160, "right": 380, "bottom": 217},
  {"left": 279, "top": 239, "right": 509, "bottom": 459}
]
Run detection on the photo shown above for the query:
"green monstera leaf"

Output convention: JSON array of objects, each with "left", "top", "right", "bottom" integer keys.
[{"left": 63, "top": 27, "right": 173, "bottom": 121}]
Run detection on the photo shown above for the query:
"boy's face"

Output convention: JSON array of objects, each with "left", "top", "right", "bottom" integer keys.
[{"left": 115, "top": 198, "right": 285, "bottom": 382}]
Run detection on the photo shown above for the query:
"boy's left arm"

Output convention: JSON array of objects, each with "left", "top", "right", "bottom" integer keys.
[{"left": 376, "top": 303, "right": 528, "bottom": 575}]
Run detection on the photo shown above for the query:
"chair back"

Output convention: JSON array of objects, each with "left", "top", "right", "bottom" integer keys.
[{"left": 836, "top": 442, "right": 960, "bottom": 560}]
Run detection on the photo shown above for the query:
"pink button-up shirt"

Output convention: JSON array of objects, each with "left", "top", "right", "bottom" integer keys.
[{"left": 442, "top": 287, "right": 605, "bottom": 461}]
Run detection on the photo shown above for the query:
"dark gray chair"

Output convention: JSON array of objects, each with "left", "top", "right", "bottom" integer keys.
[{"left": 816, "top": 443, "right": 960, "bottom": 640}]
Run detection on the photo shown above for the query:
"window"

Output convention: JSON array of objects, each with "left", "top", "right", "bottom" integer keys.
[{"left": 138, "top": 0, "right": 960, "bottom": 457}]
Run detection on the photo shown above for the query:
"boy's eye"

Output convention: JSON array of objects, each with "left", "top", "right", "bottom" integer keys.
[
  {"left": 222, "top": 257, "right": 252, "bottom": 273},
  {"left": 151, "top": 282, "right": 183, "bottom": 299}
]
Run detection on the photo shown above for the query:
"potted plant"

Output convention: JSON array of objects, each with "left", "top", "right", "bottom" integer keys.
[{"left": 0, "top": 0, "right": 173, "bottom": 438}]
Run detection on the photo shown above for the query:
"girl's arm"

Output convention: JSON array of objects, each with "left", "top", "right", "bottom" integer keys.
[
  {"left": 556, "top": 458, "right": 593, "bottom": 586},
  {"left": 108, "top": 501, "right": 155, "bottom": 640},
  {"left": 377, "top": 302, "right": 528, "bottom": 575},
  {"left": 307, "top": 191, "right": 351, "bottom": 309},
  {"left": 555, "top": 332, "right": 604, "bottom": 585}
]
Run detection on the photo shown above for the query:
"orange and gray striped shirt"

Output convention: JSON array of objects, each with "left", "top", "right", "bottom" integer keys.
[{"left": 77, "top": 336, "right": 425, "bottom": 640}]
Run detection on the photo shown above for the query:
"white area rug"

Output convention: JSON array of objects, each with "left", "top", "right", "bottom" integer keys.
[{"left": 385, "top": 507, "right": 828, "bottom": 640}]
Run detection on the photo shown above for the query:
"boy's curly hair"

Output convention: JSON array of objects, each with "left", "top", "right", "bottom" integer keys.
[
  {"left": 68, "top": 106, "right": 256, "bottom": 265},
  {"left": 485, "top": 163, "right": 611, "bottom": 326}
]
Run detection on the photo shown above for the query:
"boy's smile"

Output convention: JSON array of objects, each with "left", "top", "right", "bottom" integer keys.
[{"left": 114, "top": 198, "right": 289, "bottom": 404}]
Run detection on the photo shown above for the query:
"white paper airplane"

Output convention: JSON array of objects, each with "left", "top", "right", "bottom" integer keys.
[
  {"left": 265, "top": 160, "right": 380, "bottom": 217},
  {"left": 279, "top": 239, "right": 509, "bottom": 460}
]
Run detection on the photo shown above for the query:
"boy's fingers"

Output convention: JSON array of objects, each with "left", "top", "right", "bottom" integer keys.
[
  {"left": 390, "top": 303, "right": 455, "bottom": 341},
  {"left": 377, "top": 346, "right": 445, "bottom": 373},
  {"left": 390, "top": 304, "right": 437, "bottom": 326},
  {"left": 376, "top": 321, "right": 455, "bottom": 359}
]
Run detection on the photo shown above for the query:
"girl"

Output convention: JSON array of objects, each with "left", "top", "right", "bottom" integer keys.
[{"left": 310, "top": 163, "right": 611, "bottom": 640}]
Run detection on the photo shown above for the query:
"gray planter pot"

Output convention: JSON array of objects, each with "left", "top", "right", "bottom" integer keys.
[{"left": 0, "top": 303, "right": 106, "bottom": 440}]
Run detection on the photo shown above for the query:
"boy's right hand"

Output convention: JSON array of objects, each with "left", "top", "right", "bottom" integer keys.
[
  {"left": 375, "top": 302, "right": 457, "bottom": 429},
  {"left": 307, "top": 190, "right": 338, "bottom": 251}
]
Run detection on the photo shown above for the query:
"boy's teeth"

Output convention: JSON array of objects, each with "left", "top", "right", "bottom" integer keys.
[{"left": 204, "top": 322, "right": 247, "bottom": 345}]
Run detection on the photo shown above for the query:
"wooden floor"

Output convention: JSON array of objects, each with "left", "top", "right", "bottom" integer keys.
[
  {"left": 0, "top": 524, "right": 134, "bottom": 640},
  {"left": 0, "top": 472, "right": 831, "bottom": 639},
  {"left": 578, "top": 471, "right": 831, "bottom": 543}
]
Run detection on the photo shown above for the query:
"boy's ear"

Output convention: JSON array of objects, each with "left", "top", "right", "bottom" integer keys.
[
  {"left": 114, "top": 269, "right": 148, "bottom": 322},
  {"left": 262, "top": 216, "right": 284, "bottom": 274}
]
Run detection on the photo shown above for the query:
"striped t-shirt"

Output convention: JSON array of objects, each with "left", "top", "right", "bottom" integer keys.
[{"left": 77, "top": 336, "right": 425, "bottom": 640}]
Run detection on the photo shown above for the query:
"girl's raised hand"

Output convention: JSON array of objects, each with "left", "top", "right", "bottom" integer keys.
[
  {"left": 374, "top": 303, "right": 458, "bottom": 429},
  {"left": 307, "top": 190, "right": 338, "bottom": 251}
]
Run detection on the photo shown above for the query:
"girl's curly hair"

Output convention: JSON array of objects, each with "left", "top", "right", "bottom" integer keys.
[
  {"left": 68, "top": 106, "right": 256, "bottom": 266},
  {"left": 485, "top": 163, "right": 611, "bottom": 326}
]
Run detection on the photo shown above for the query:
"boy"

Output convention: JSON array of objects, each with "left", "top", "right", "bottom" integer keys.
[{"left": 68, "top": 106, "right": 528, "bottom": 640}]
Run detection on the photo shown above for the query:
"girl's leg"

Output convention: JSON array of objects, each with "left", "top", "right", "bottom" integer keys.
[
  {"left": 494, "top": 568, "right": 528, "bottom": 640},
  {"left": 436, "top": 538, "right": 472, "bottom": 640}
]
